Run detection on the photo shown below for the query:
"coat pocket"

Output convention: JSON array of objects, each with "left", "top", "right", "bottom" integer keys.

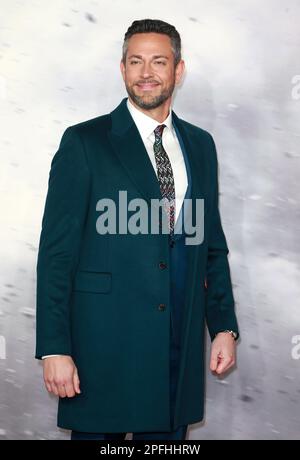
[{"left": 72, "top": 271, "right": 112, "bottom": 294}]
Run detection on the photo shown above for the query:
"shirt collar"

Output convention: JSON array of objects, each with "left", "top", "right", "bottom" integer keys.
[{"left": 126, "top": 97, "right": 174, "bottom": 142}]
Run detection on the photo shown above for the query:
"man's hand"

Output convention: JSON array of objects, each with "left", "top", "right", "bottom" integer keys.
[
  {"left": 209, "top": 332, "right": 236, "bottom": 375},
  {"left": 43, "top": 355, "right": 81, "bottom": 398}
]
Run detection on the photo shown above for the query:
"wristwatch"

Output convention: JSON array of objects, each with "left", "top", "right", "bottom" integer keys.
[{"left": 221, "top": 330, "right": 238, "bottom": 340}]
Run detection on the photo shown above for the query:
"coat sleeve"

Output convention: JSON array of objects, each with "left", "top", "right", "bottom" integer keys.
[
  {"left": 35, "top": 126, "right": 91, "bottom": 359},
  {"left": 204, "top": 134, "right": 240, "bottom": 342}
]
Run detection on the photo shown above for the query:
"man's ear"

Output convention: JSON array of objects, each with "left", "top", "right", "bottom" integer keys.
[
  {"left": 120, "top": 60, "right": 125, "bottom": 81},
  {"left": 175, "top": 59, "right": 185, "bottom": 85}
]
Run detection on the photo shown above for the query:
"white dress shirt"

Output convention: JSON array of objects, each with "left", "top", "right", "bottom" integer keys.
[
  {"left": 42, "top": 98, "right": 188, "bottom": 360},
  {"left": 126, "top": 98, "right": 188, "bottom": 224}
]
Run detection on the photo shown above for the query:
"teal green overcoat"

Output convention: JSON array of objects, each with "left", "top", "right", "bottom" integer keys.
[{"left": 35, "top": 97, "right": 239, "bottom": 433}]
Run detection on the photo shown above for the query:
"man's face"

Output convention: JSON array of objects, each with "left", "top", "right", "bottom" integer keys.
[{"left": 120, "top": 32, "right": 184, "bottom": 110}]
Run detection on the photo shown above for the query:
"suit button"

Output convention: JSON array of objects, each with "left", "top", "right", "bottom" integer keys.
[
  {"left": 158, "top": 303, "right": 166, "bottom": 311},
  {"left": 159, "top": 262, "right": 167, "bottom": 270}
]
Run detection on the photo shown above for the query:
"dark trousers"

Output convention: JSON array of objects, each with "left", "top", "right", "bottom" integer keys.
[{"left": 71, "top": 237, "right": 187, "bottom": 441}]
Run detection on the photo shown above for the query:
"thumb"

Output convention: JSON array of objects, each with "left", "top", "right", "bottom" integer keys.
[
  {"left": 73, "top": 368, "right": 81, "bottom": 394},
  {"left": 210, "top": 345, "right": 222, "bottom": 372},
  {"left": 210, "top": 353, "right": 219, "bottom": 371}
]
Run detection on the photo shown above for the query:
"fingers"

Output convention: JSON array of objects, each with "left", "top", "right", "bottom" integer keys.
[
  {"left": 210, "top": 348, "right": 235, "bottom": 374},
  {"left": 215, "top": 356, "right": 235, "bottom": 374},
  {"left": 45, "top": 382, "right": 52, "bottom": 393},
  {"left": 49, "top": 381, "right": 59, "bottom": 396},
  {"left": 49, "top": 381, "right": 65, "bottom": 397},
  {"left": 45, "top": 374, "right": 81, "bottom": 397},
  {"left": 57, "top": 384, "right": 67, "bottom": 398},
  {"left": 64, "top": 381, "right": 76, "bottom": 398},
  {"left": 46, "top": 379, "right": 75, "bottom": 397},
  {"left": 210, "top": 335, "right": 236, "bottom": 375},
  {"left": 73, "top": 368, "right": 81, "bottom": 394},
  {"left": 43, "top": 357, "right": 81, "bottom": 398},
  {"left": 64, "top": 367, "right": 81, "bottom": 397}
]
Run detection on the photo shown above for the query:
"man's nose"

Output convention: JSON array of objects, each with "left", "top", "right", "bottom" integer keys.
[{"left": 140, "top": 62, "right": 153, "bottom": 78}]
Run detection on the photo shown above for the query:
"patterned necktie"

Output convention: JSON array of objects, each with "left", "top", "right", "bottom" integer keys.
[{"left": 153, "top": 124, "right": 176, "bottom": 237}]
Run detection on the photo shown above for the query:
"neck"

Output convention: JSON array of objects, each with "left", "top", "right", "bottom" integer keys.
[{"left": 128, "top": 96, "right": 171, "bottom": 123}]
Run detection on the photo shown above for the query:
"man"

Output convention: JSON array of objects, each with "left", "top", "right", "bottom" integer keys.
[{"left": 35, "top": 19, "right": 239, "bottom": 441}]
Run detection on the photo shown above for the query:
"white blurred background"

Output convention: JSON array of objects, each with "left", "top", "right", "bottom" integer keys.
[{"left": 0, "top": 0, "right": 300, "bottom": 440}]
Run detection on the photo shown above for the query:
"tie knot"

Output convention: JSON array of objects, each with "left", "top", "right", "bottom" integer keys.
[{"left": 154, "top": 124, "right": 166, "bottom": 139}]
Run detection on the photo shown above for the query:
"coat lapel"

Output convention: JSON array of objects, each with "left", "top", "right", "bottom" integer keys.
[
  {"left": 107, "top": 98, "right": 162, "bottom": 206},
  {"left": 108, "top": 97, "right": 206, "bottom": 209}
]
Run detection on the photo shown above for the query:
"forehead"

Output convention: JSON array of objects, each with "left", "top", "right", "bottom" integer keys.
[{"left": 126, "top": 33, "right": 172, "bottom": 56}]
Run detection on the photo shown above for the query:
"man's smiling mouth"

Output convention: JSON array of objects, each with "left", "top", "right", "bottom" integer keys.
[{"left": 136, "top": 83, "right": 160, "bottom": 90}]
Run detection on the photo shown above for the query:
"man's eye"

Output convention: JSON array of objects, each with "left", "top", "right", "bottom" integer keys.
[
  {"left": 155, "top": 61, "right": 166, "bottom": 65},
  {"left": 130, "top": 60, "right": 140, "bottom": 64}
]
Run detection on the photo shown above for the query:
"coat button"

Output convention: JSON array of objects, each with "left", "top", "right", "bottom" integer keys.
[
  {"left": 159, "top": 262, "right": 167, "bottom": 270},
  {"left": 158, "top": 303, "right": 166, "bottom": 311}
]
